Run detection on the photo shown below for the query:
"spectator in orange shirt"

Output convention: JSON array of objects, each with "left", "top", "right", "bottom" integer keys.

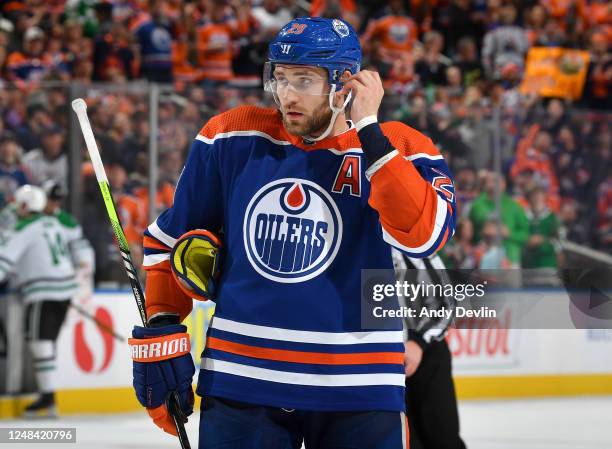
[
  {"left": 127, "top": 151, "right": 175, "bottom": 231},
  {"left": 310, "top": 0, "right": 359, "bottom": 29},
  {"left": 585, "top": 0, "right": 612, "bottom": 42},
  {"left": 104, "top": 162, "right": 146, "bottom": 280},
  {"left": 195, "top": 0, "right": 250, "bottom": 85},
  {"left": 108, "top": 163, "right": 145, "bottom": 247},
  {"left": 539, "top": 0, "right": 585, "bottom": 39},
  {"left": 133, "top": 178, "right": 175, "bottom": 232},
  {"left": 511, "top": 128, "right": 560, "bottom": 210},
  {"left": 361, "top": 0, "right": 418, "bottom": 88},
  {"left": 172, "top": 36, "right": 199, "bottom": 84}
]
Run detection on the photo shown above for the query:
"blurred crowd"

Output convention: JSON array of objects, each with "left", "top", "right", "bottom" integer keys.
[{"left": 0, "top": 0, "right": 610, "bottom": 285}]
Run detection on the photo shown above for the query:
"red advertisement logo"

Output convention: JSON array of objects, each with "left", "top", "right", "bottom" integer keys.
[{"left": 74, "top": 307, "right": 115, "bottom": 373}]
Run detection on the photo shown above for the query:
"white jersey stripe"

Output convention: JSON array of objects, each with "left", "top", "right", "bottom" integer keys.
[
  {"left": 211, "top": 317, "right": 403, "bottom": 345},
  {"left": 203, "top": 358, "right": 406, "bottom": 387},
  {"left": 143, "top": 253, "right": 170, "bottom": 267},
  {"left": 405, "top": 153, "right": 444, "bottom": 161},
  {"left": 196, "top": 133, "right": 364, "bottom": 156},
  {"left": 148, "top": 221, "right": 177, "bottom": 248},
  {"left": 196, "top": 131, "right": 291, "bottom": 147},
  {"left": 365, "top": 149, "right": 399, "bottom": 181}
]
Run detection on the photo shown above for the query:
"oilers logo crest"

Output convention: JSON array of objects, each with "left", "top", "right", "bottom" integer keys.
[{"left": 243, "top": 178, "right": 343, "bottom": 283}]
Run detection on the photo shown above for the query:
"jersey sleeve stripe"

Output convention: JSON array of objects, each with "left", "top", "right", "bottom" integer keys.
[
  {"left": 211, "top": 317, "right": 404, "bottom": 345},
  {"left": 434, "top": 206, "right": 453, "bottom": 251},
  {"left": 202, "top": 358, "right": 406, "bottom": 387},
  {"left": 365, "top": 149, "right": 399, "bottom": 181},
  {"left": 404, "top": 153, "right": 444, "bottom": 162},
  {"left": 147, "top": 221, "right": 177, "bottom": 248},
  {"left": 143, "top": 253, "right": 171, "bottom": 267},
  {"left": 380, "top": 194, "right": 448, "bottom": 255},
  {"left": 207, "top": 336, "right": 405, "bottom": 365}
]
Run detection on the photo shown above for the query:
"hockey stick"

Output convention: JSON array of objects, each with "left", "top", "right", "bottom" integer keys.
[
  {"left": 71, "top": 99, "right": 192, "bottom": 449},
  {"left": 69, "top": 302, "right": 125, "bottom": 343}
]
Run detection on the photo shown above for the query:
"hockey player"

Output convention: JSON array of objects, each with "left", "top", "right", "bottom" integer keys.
[
  {"left": 131, "top": 17, "right": 456, "bottom": 448},
  {"left": 41, "top": 179, "right": 95, "bottom": 277},
  {"left": 0, "top": 185, "right": 81, "bottom": 417}
]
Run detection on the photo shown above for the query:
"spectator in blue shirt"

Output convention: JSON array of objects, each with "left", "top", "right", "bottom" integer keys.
[{"left": 131, "top": 0, "right": 175, "bottom": 83}]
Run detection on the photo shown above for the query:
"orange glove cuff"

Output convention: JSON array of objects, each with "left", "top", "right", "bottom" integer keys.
[{"left": 147, "top": 404, "right": 178, "bottom": 436}]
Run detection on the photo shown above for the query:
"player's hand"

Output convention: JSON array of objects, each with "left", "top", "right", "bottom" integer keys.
[
  {"left": 404, "top": 341, "right": 423, "bottom": 377},
  {"left": 341, "top": 70, "right": 384, "bottom": 124},
  {"left": 130, "top": 324, "right": 195, "bottom": 436}
]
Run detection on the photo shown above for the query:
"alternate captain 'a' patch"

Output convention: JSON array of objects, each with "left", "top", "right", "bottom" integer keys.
[{"left": 243, "top": 178, "right": 343, "bottom": 283}]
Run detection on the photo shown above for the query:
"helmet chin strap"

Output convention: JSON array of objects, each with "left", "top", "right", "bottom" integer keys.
[{"left": 303, "top": 85, "right": 352, "bottom": 143}]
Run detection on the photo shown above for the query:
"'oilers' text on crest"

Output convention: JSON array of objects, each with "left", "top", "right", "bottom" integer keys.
[{"left": 244, "top": 178, "right": 343, "bottom": 283}]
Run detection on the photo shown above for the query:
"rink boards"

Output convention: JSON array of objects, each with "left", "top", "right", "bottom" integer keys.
[{"left": 2, "top": 291, "right": 612, "bottom": 416}]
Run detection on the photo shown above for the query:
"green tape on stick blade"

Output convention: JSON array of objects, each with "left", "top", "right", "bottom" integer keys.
[{"left": 99, "top": 181, "right": 130, "bottom": 251}]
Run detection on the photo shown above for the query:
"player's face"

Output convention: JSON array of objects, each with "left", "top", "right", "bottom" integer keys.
[{"left": 273, "top": 65, "right": 333, "bottom": 137}]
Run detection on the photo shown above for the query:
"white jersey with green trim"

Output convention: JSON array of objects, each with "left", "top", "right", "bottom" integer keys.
[{"left": 0, "top": 213, "right": 80, "bottom": 302}]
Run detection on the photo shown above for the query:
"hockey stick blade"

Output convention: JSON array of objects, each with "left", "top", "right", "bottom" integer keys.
[{"left": 71, "top": 98, "right": 192, "bottom": 449}]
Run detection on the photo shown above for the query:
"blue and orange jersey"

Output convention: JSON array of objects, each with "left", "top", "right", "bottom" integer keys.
[
  {"left": 6, "top": 51, "right": 66, "bottom": 84},
  {"left": 142, "top": 105, "right": 456, "bottom": 412},
  {"left": 130, "top": 14, "right": 175, "bottom": 69}
]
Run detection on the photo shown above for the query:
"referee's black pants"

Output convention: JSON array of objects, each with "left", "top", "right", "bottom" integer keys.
[{"left": 405, "top": 339, "right": 467, "bottom": 449}]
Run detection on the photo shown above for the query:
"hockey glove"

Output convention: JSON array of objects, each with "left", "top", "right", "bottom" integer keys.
[
  {"left": 129, "top": 324, "right": 195, "bottom": 436},
  {"left": 170, "top": 229, "right": 222, "bottom": 301}
]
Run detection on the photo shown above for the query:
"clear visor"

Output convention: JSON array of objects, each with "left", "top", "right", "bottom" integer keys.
[{"left": 263, "top": 62, "right": 332, "bottom": 98}]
